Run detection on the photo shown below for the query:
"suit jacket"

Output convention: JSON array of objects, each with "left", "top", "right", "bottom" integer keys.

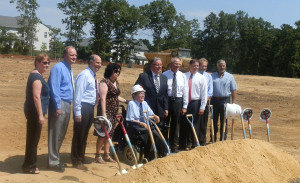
[{"left": 135, "top": 70, "right": 168, "bottom": 118}]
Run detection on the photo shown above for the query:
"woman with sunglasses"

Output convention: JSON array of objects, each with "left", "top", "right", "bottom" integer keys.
[
  {"left": 22, "top": 53, "right": 50, "bottom": 174},
  {"left": 94, "top": 63, "right": 127, "bottom": 163}
]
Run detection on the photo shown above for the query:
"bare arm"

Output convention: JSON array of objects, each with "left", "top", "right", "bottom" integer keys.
[
  {"left": 32, "top": 80, "right": 44, "bottom": 125},
  {"left": 231, "top": 90, "right": 237, "bottom": 104},
  {"left": 99, "top": 82, "right": 108, "bottom": 117},
  {"left": 118, "top": 96, "right": 127, "bottom": 103}
]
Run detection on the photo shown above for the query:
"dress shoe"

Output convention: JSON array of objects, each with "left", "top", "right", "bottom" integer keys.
[
  {"left": 159, "top": 123, "right": 170, "bottom": 130},
  {"left": 171, "top": 148, "right": 179, "bottom": 153},
  {"left": 73, "top": 163, "right": 88, "bottom": 171},
  {"left": 48, "top": 164, "right": 65, "bottom": 172},
  {"left": 82, "top": 159, "right": 92, "bottom": 164}
]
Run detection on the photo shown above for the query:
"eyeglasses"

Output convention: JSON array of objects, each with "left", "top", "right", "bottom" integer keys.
[
  {"left": 173, "top": 63, "right": 181, "bottom": 66},
  {"left": 114, "top": 70, "right": 120, "bottom": 75},
  {"left": 137, "top": 92, "right": 145, "bottom": 95},
  {"left": 41, "top": 61, "right": 50, "bottom": 65}
]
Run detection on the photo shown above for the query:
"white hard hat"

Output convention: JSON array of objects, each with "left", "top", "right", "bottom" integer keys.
[{"left": 131, "top": 84, "right": 146, "bottom": 94}]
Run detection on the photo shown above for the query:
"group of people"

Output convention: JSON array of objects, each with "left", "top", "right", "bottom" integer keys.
[
  {"left": 132, "top": 57, "right": 237, "bottom": 154},
  {"left": 22, "top": 46, "right": 126, "bottom": 174},
  {"left": 22, "top": 45, "right": 237, "bottom": 174}
]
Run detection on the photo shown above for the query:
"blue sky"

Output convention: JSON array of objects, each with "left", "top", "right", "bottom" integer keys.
[{"left": 1, "top": 0, "right": 299, "bottom": 40}]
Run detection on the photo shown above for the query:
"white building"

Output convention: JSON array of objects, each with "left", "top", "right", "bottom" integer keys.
[
  {"left": 79, "top": 38, "right": 149, "bottom": 64},
  {"left": 0, "top": 15, "right": 51, "bottom": 51}
]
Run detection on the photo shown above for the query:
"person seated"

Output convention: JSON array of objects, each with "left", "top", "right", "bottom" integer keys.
[{"left": 126, "top": 85, "right": 168, "bottom": 161}]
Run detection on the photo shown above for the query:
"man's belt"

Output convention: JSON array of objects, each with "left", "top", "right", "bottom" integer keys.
[
  {"left": 169, "top": 96, "right": 182, "bottom": 101},
  {"left": 212, "top": 96, "right": 230, "bottom": 100}
]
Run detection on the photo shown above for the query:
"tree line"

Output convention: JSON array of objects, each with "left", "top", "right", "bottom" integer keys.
[{"left": 1, "top": 0, "right": 299, "bottom": 78}]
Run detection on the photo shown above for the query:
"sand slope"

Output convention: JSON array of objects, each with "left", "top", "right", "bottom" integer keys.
[{"left": 108, "top": 139, "right": 300, "bottom": 183}]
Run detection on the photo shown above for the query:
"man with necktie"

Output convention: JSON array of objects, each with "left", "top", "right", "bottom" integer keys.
[
  {"left": 47, "top": 46, "right": 77, "bottom": 172},
  {"left": 180, "top": 59, "right": 207, "bottom": 150},
  {"left": 163, "top": 57, "right": 188, "bottom": 153},
  {"left": 126, "top": 85, "right": 168, "bottom": 160},
  {"left": 135, "top": 57, "right": 169, "bottom": 138},
  {"left": 71, "top": 55, "right": 102, "bottom": 170}
]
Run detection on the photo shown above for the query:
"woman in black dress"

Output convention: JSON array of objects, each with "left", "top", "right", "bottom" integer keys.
[
  {"left": 22, "top": 54, "right": 50, "bottom": 174},
  {"left": 94, "top": 63, "right": 127, "bottom": 163}
]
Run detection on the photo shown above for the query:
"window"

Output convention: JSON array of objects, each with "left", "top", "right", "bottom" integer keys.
[{"left": 44, "top": 32, "right": 47, "bottom": 38}]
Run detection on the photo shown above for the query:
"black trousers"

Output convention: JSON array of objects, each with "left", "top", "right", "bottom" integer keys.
[
  {"left": 199, "top": 103, "right": 209, "bottom": 145},
  {"left": 128, "top": 126, "right": 168, "bottom": 161},
  {"left": 22, "top": 107, "right": 42, "bottom": 171},
  {"left": 71, "top": 103, "right": 94, "bottom": 164},
  {"left": 166, "top": 97, "right": 183, "bottom": 150},
  {"left": 179, "top": 100, "right": 201, "bottom": 148},
  {"left": 211, "top": 97, "right": 230, "bottom": 141}
]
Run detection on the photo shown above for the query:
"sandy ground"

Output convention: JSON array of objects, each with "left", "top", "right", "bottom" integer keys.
[{"left": 0, "top": 56, "right": 299, "bottom": 182}]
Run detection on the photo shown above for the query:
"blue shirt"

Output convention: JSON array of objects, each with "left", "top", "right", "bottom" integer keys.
[
  {"left": 200, "top": 71, "right": 213, "bottom": 98},
  {"left": 126, "top": 100, "right": 154, "bottom": 127},
  {"left": 211, "top": 71, "right": 237, "bottom": 97},
  {"left": 48, "top": 60, "right": 74, "bottom": 110},
  {"left": 74, "top": 67, "right": 97, "bottom": 116}
]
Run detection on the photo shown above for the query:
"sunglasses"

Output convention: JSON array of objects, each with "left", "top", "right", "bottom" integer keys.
[
  {"left": 114, "top": 70, "right": 120, "bottom": 75},
  {"left": 41, "top": 61, "right": 50, "bottom": 65}
]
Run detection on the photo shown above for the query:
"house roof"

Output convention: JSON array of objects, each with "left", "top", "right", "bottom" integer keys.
[
  {"left": 133, "top": 40, "right": 149, "bottom": 51},
  {"left": 79, "top": 38, "right": 92, "bottom": 47},
  {"left": 0, "top": 15, "right": 21, "bottom": 29},
  {"left": 0, "top": 15, "right": 51, "bottom": 29}
]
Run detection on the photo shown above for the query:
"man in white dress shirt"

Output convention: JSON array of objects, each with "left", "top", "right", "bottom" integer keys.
[
  {"left": 163, "top": 57, "right": 188, "bottom": 153},
  {"left": 199, "top": 58, "right": 213, "bottom": 145},
  {"left": 179, "top": 59, "right": 207, "bottom": 150}
]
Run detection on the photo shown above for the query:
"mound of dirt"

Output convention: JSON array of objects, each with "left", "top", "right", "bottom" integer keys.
[{"left": 107, "top": 139, "right": 300, "bottom": 183}]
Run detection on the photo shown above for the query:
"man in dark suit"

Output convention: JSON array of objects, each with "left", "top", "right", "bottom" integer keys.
[{"left": 135, "top": 57, "right": 169, "bottom": 138}]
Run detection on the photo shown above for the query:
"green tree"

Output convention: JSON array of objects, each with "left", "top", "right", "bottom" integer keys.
[
  {"left": 92, "top": 0, "right": 141, "bottom": 63},
  {"left": 273, "top": 24, "right": 300, "bottom": 77},
  {"left": 58, "top": 0, "right": 97, "bottom": 48},
  {"left": 162, "top": 13, "right": 199, "bottom": 51},
  {"left": 197, "top": 12, "right": 221, "bottom": 70},
  {"left": 10, "top": 0, "right": 40, "bottom": 56},
  {"left": 0, "top": 27, "right": 18, "bottom": 54},
  {"left": 236, "top": 14, "right": 275, "bottom": 75},
  {"left": 140, "top": 0, "right": 176, "bottom": 51},
  {"left": 49, "top": 27, "right": 64, "bottom": 60}
]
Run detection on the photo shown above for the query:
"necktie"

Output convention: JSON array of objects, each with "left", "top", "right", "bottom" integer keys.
[
  {"left": 139, "top": 103, "right": 144, "bottom": 122},
  {"left": 172, "top": 72, "right": 177, "bottom": 98},
  {"left": 188, "top": 74, "right": 193, "bottom": 102},
  {"left": 70, "top": 69, "right": 75, "bottom": 101},
  {"left": 154, "top": 74, "right": 160, "bottom": 93}
]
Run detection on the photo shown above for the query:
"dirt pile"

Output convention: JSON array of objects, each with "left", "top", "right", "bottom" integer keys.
[{"left": 108, "top": 139, "right": 300, "bottom": 183}]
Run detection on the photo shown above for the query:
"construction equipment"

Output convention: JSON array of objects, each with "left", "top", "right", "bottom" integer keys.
[{"left": 144, "top": 48, "right": 192, "bottom": 72}]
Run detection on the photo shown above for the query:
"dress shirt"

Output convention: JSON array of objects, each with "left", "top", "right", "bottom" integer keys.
[
  {"left": 185, "top": 72, "right": 208, "bottom": 110},
  {"left": 126, "top": 100, "right": 154, "bottom": 127},
  {"left": 200, "top": 71, "right": 213, "bottom": 98},
  {"left": 74, "top": 67, "right": 97, "bottom": 116},
  {"left": 48, "top": 60, "right": 74, "bottom": 110},
  {"left": 211, "top": 71, "right": 237, "bottom": 97},
  {"left": 163, "top": 70, "right": 188, "bottom": 108}
]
